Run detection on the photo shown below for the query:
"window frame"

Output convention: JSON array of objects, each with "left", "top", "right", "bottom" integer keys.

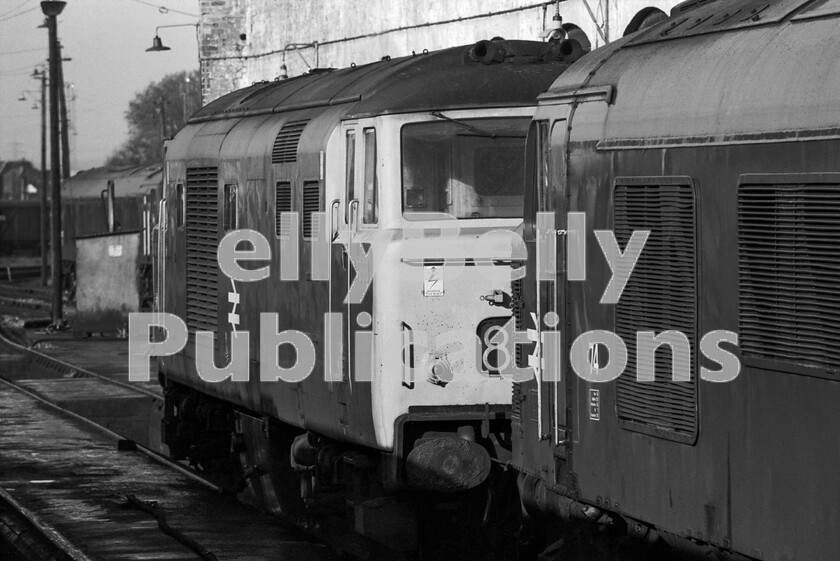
[
  {"left": 362, "top": 127, "right": 378, "bottom": 224},
  {"left": 223, "top": 183, "right": 237, "bottom": 232},
  {"left": 175, "top": 183, "right": 185, "bottom": 228},
  {"left": 344, "top": 128, "right": 356, "bottom": 224},
  {"left": 398, "top": 116, "right": 530, "bottom": 221}
]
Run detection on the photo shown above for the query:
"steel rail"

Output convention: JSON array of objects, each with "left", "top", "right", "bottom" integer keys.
[{"left": 0, "top": 327, "right": 162, "bottom": 400}]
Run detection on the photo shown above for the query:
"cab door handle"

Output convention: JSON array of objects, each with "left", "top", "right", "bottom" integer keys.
[
  {"left": 329, "top": 199, "right": 340, "bottom": 242},
  {"left": 348, "top": 199, "right": 360, "bottom": 234}
]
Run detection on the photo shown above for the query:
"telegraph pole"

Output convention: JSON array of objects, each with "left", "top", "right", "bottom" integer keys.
[
  {"left": 57, "top": 40, "right": 70, "bottom": 180},
  {"left": 42, "top": 0, "right": 66, "bottom": 323},
  {"left": 35, "top": 66, "right": 48, "bottom": 286}
]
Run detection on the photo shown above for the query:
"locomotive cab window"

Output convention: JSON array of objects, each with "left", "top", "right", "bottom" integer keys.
[
  {"left": 175, "top": 183, "right": 184, "bottom": 228},
  {"left": 523, "top": 120, "right": 551, "bottom": 241},
  {"left": 363, "top": 128, "right": 378, "bottom": 224},
  {"left": 345, "top": 129, "right": 355, "bottom": 223},
  {"left": 536, "top": 121, "right": 552, "bottom": 212},
  {"left": 223, "top": 183, "right": 237, "bottom": 232},
  {"left": 401, "top": 117, "right": 530, "bottom": 219}
]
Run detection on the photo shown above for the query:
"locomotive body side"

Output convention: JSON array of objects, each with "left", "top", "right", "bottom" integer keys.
[{"left": 515, "top": 3, "right": 840, "bottom": 560}]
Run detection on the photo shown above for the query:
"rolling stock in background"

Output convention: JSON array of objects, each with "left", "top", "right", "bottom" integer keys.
[{"left": 0, "top": 163, "right": 159, "bottom": 286}]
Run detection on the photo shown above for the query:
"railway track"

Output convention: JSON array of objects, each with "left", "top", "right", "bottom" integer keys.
[
  {"left": 0, "top": 281, "right": 51, "bottom": 315},
  {"left": 0, "top": 375, "right": 335, "bottom": 561},
  {"left": 0, "top": 265, "right": 42, "bottom": 282},
  {"left": 0, "top": 328, "right": 399, "bottom": 561},
  {"left": 0, "top": 331, "right": 339, "bottom": 560}
]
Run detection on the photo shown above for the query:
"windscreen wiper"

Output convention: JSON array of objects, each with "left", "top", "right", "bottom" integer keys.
[{"left": 429, "top": 111, "right": 525, "bottom": 138}]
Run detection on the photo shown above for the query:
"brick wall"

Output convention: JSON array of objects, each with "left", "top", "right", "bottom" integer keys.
[{"left": 199, "top": 0, "right": 678, "bottom": 103}]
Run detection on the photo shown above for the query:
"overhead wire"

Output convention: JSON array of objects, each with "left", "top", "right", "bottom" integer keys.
[
  {"left": 0, "top": 0, "right": 31, "bottom": 19},
  {"left": 0, "top": 63, "right": 46, "bottom": 75},
  {"left": 0, "top": 47, "right": 46, "bottom": 57},
  {"left": 0, "top": 4, "right": 38, "bottom": 23},
  {"left": 125, "top": 0, "right": 199, "bottom": 17}
]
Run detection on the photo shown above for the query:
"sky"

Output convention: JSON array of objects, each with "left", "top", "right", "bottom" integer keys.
[{"left": 0, "top": 0, "right": 199, "bottom": 172}]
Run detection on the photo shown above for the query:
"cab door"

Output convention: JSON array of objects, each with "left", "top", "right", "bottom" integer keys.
[
  {"left": 546, "top": 116, "right": 570, "bottom": 451},
  {"left": 328, "top": 123, "right": 358, "bottom": 425},
  {"left": 522, "top": 114, "right": 571, "bottom": 458},
  {"left": 347, "top": 126, "right": 378, "bottom": 386},
  {"left": 329, "top": 123, "right": 379, "bottom": 429}
]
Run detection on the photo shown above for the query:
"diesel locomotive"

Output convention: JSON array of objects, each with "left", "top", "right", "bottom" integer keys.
[
  {"left": 514, "top": 0, "right": 840, "bottom": 559},
  {"left": 152, "top": 37, "right": 587, "bottom": 551}
]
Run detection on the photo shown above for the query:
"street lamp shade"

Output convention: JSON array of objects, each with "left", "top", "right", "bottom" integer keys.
[
  {"left": 40, "top": 1, "right": 66, "bottom": 17},
  {"left": 18, "top": 93, "right": 26, "bottom": 101},
  {"left": 146, "top": 35, "right": 171, "bottom": 52}
]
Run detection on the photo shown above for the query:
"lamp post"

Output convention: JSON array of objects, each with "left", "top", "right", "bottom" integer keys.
[
  {"left": 146, "top": 22, "right": 202, "bottom": 105},
  {"left": 42, "top": 0, "right": 66, "bottom": 324},
  {"left": 146, "top": 23, "right": 198, "bottom": 52}
]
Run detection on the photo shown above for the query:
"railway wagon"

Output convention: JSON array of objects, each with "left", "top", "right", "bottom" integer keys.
[
  {"left": 513, "top": 1, "right": 840, "bottom": 560},
  {"left": 0, "top": 200, "right": 40, "bottom": 256},
  {"left": 0, "top": 165, "right": 158, "bottom": 289},
  {"left": 155, "top": 38, "right": 585, "bottom": 550},
  {"left": 62, "top": 164, "right": 160, "bottom": 261}
]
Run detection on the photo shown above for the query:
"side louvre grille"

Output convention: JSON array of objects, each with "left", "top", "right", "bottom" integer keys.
[
  {"left": 738, "top": 181, "right": 840, "bottom": 373},
  {"left": 302, "top": 181, "right": 321, "bottom": 239},
  {"left": 185, "top": 167, "right": 219, "bottom": 333},
  {"left": 614, "top": 183, "right": 698, "bottom": 444},
  {"left": 271, "top": 120, "right": 308, "bottom": 164},
  {"left": 511, "top": 277, "right": 525, "bottom": 425},
  {"left": 512, "top": 278, "right": 526, "bottom": 368},
  {"left": 275, "top": 182, "right": 292, "bottom": 237}
]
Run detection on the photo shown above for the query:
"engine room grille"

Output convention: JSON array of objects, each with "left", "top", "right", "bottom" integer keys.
[
  {"left": 614, "top": 182, "right": 698, "bottom": 444},
  {"left": 738, "top": 181, "right": 840, "bottom": 374},
  {"left": 302, "top": 181, "right": 321, "bottom": 239},
  {"left": 271, "top": 120, "right": 308, "bottom": 164},
  {"left": 512, "top": 278, "right": 525, "bottom": 368},
  {"left": 275, "top": 182, "right": 292, "bottom": 237},
  {"left": 185, "top": 167, "right": 219, "bottom": 332}
]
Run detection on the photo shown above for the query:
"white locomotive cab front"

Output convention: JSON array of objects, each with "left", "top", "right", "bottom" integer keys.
[{"left": 332, "top": 108, "right": 533, "bottom": 451}]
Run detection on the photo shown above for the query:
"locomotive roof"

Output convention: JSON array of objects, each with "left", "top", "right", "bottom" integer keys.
[
  {"left": 63, "top": 164, "right": 161, "bottom": 199},
  {"left": 538, "top": 0, "right": 840, "bottom": 147},
  {"left": 188, "top": 40, "right": 571, "bottom": 123}
]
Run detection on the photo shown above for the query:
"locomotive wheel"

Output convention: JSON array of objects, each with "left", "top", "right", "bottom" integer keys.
[{"left": 235, "top": 413, "right": 304, "bottom": 521}]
